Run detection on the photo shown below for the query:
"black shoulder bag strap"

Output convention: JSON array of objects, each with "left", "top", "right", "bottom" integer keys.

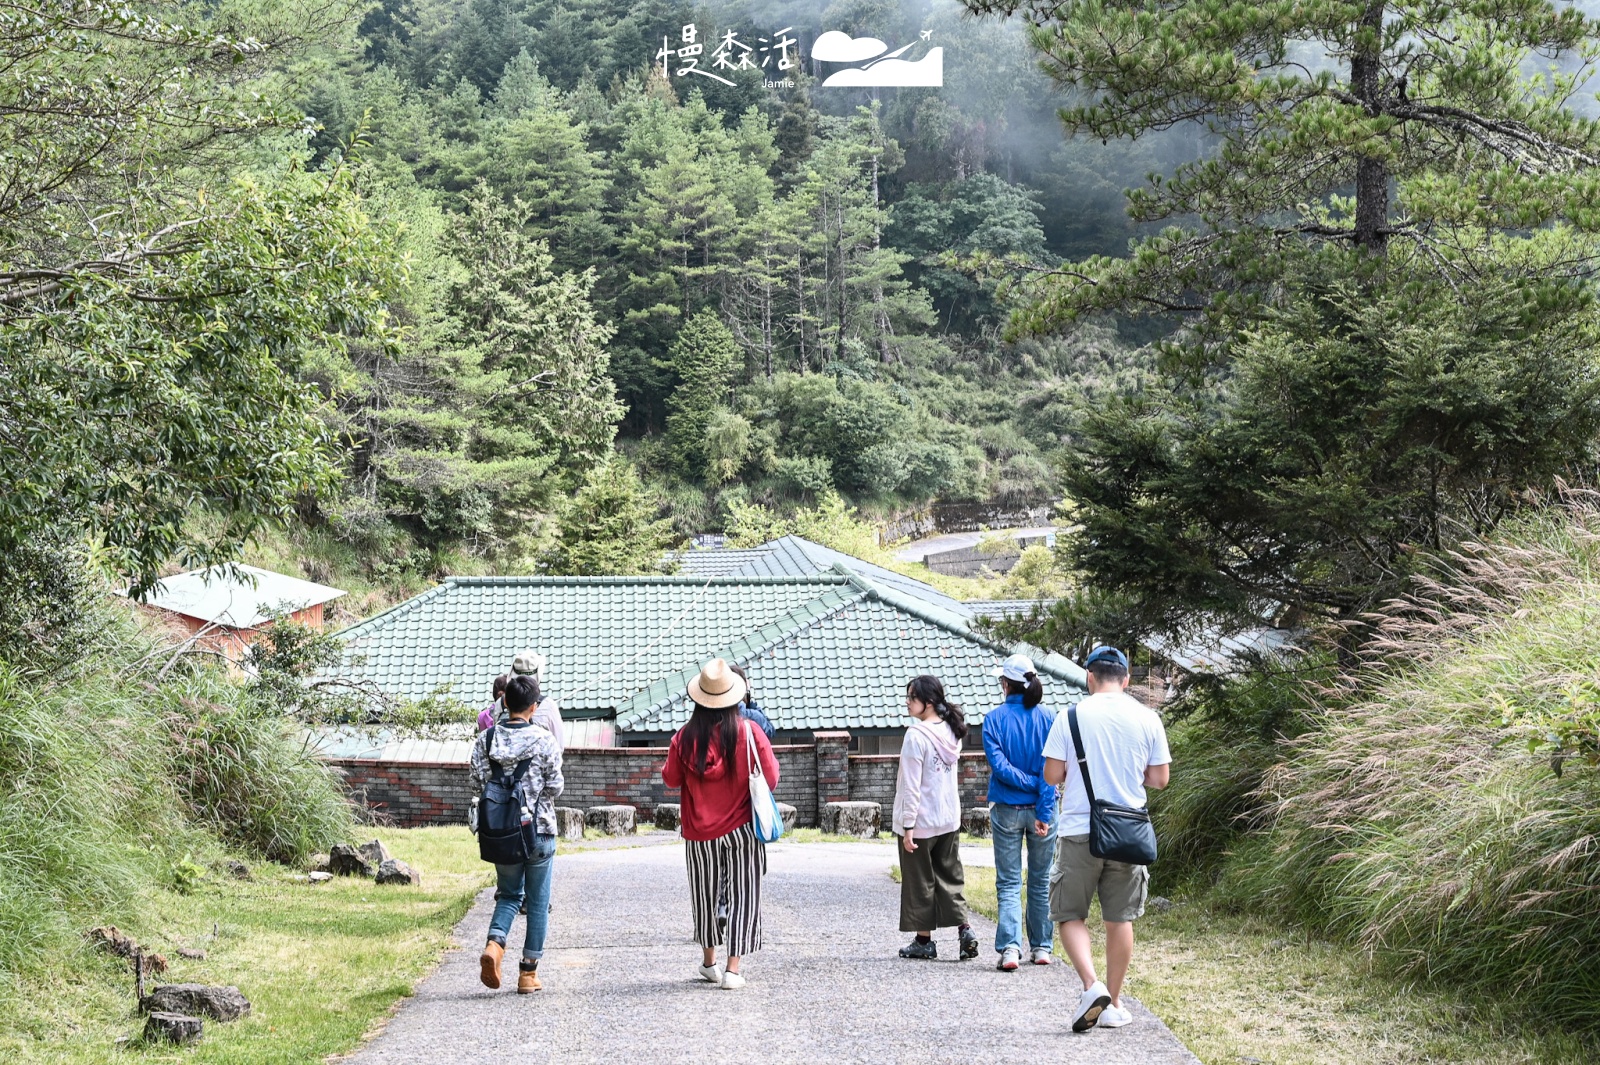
[
  {"left": 1067, "top": 705, "right": 1096, "bottom": 807},
  {"left": 1068, "top": 703, "right": 1158, "bottom": 865}
]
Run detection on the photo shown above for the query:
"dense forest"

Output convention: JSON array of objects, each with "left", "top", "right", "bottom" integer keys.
[{"left": 279, "top": 0, "right": 1201, "bottom": 577}]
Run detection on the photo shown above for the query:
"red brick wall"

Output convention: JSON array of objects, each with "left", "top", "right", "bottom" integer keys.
[
  {"left": 332, "top": 743, "right": 825, "bottom": 828},
  {"left": 848, "top": 752, "right": 992, "bottom": 809}
]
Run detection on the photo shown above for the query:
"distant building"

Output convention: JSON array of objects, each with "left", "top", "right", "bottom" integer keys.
[
  {"left": 322, "top": 536, "right": 1086, "bottom": 752},
  {"left": 128, "top": 564, "right": 346, "bottom": 665}
]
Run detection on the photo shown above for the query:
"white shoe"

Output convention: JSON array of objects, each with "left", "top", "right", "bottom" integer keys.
[
  {"left": 996, "top": 947, "right": 1021, "bottom": 971},
  {"left": 1098, "top": 1004, "right": 1133, "bottom": 1028},
  {"left": 720, "top": 970, "right": 746, "bottom": 990},
  {"left": 1071, "top": 980, "right": 1112, "bottom": 1032},
  {"left": 697, "top": 963, "right": 723, "bottom": 984},
  {"left": 1030, "top": 947, "right": 1053, "bottom": 965}
]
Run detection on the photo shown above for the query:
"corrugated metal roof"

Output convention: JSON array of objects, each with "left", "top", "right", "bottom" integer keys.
[
  {"left": 1144, "top": 626, "right": 1300, "bottom": 675},
  {"left": 965, "top": 599, "right": 1057, "bottom": 620},
  {"left": 129, "top": 564, "right": 345, "bottom": 628}
]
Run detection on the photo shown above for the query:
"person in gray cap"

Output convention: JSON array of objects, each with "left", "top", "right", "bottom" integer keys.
[
  {"left": 509, "top": 649, "right": 564, "bottom": 748},
  {"left": 1041, "top": 645, "right": 1171, "bottom": 1033}
]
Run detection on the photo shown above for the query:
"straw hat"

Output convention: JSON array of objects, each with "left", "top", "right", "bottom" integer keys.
[{"left": 687, "top": 658, "right": 747, "bottom": 710}]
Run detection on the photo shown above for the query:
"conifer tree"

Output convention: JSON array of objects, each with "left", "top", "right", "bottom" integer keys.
[
  {"left": 963, "top": 0, "right": 1600, "bottom": 639},
  {"left": 664, "top": 308, "right": 741, "bottom": 480},
  {"left": 966, "top": 0, "right": 1600, "bottom": 336},
  {"left": 542, "top": 458, "right": 679, "bottom": 575}
]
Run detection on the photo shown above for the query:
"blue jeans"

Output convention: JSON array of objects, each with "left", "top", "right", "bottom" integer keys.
[
  {"left": 990, "top": 803, "right": 1056, "bottom": 954},
  {"left": 486, "top": 833, "right": 557, "bottom": 961}
]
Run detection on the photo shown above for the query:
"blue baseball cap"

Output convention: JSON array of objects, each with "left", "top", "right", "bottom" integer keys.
[{"left": 1084, "top": 645, "right": 1129, "bottom": 670}]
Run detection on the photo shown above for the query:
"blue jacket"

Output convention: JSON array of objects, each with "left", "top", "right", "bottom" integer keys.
[
  {"left": 741, "top": 700, "right": 776, "bottom": 742},
  {"left": 983, "top": 693, "right": 1058, "bottom": 824}
]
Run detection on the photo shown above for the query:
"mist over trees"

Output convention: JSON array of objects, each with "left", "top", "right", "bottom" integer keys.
[{"left": 967, "top": 0, "right": 1600, "bottom": 648}]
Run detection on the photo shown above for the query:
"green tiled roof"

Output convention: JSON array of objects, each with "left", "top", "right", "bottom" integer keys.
[
  {"left": 328, "top": 567, "right": 1087, "bottom": 735},
  {"left": 328, "top": 575, "right": 858, "bottom": 711},
  {"left": 614, "top": 573, "right": 1086, "bottom": 734}
]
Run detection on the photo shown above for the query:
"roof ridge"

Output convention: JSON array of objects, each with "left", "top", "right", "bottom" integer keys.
[
  {"left": 442, "top": 573, "right": 849, "bottom": 587},
  {"left": 333, "top": 578, "right": 459, "bottom": 640},
  {"left": 836, "top": 563, "right": 1085, "bottom": 685},
  {"left": 614, "top": 583, "right": 869, "bottom": 729}
]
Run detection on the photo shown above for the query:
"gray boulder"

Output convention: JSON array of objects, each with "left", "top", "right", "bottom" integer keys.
[
  {"left": 961, "top": 807, "right": 991, "bottom": 838},
  {"left": 776, "top": 803, "right": 798, "bottom": 832},
  {"left": 328, "top": 843, "right": 372, "bottom": 877},
  {"left": 357, "top": 838, "right": 393, "bottom": 867},
  {"left": 375, "top": 858, "right": 420, "bottom": 886},
  {"left": 141, "top": 984, "right": 251, "bottom": 1022},
  {"left": 307, "top": 871, "right": 333, "bottom": 883},
  {"left": 308, "top": 853, "right": 331, "bottom": 874},
  {"left": 144, "top": 1012, "right": 202, "bottom": 1044},
  {"left": 653, "top": 803, "right": 681, "bottom": 831},
  {"left": 585, "top": 805, "right": 637, "bottom": 836},
  {"left": 554, "top": 807, "right": 585, "bottom": 841},
  {"left": 821, "top": 801, "right": 881, "bottom": 837}
]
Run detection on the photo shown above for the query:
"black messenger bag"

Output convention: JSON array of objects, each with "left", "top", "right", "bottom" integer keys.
[{"left": 1067, "top": 706, "right": 1158, "bottom": 866}]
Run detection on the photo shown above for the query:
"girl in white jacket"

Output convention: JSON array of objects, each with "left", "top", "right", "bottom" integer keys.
[{"left": 894, "top": 675, "right": 978, "bottom": 961}]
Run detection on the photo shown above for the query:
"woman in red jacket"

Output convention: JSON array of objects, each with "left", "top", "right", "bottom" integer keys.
[{"left": 662, "top": 658, "right": 780, "bottom": 990}]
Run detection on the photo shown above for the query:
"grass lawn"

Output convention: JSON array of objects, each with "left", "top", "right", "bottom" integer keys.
[
  {"left": 961, "top": 865, "right": 1593, "bottom": 1065},
  {"left": 0, "top": 827, "right": 491, "bottom": 1064}
]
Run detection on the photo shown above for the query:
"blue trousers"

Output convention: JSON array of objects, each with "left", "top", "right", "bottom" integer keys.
[
  {"left": 990, "top": 803, "right": 1056, "bottom": 954},
  {"left": 486, "top": 833, "right": 557, "bottom": 961}
]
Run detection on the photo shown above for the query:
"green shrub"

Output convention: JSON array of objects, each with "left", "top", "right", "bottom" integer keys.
[
  {"left": 0, "top": 660, "right": 196, "bottom": 974},
  {"left": 1226, "top": 497, "right": 1600, "bottom": 1030},
  {"left": 0, "top": 607, "right": 352, "bottom": 976},
  {"left": 160, "top": 672, "right": 354, "bottom": 864}
]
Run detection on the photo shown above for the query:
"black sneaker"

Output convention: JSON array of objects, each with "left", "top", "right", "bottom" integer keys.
[
  {"left": 898, "top": 938, "right": 937, "bottom": 960},
  {"left": 959, "top": 929, "right": 979, "bottom": 960}
]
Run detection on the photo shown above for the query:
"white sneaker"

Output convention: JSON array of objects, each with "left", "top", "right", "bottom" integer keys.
[
  {"left": 996, "top": 947, "right": 1021, "bottom": 971},
  {"left": 1098, "top": 1004, "right": 1133, "bottom": 1028},
  {"left": 697, "top": 963, "right": 723, "bottom": 984},
  {"left": 1030, "top": 947, "right": 1053, "bottom": 965},
  {"left": 719, "top": 970, "right": 746, "bottom": 990},
  {"left": 1071, "top": 980, "right": 1112, "bottom": 1032}
]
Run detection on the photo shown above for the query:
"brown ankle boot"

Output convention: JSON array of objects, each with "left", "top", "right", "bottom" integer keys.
[
  {"left": 479, "top": 941, "right": 504, "bottom": 989},
  {"left": 517, "top": 965, "right": 542, "bottom": 994}
]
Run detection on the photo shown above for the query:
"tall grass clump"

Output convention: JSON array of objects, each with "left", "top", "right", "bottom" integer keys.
[
  {"left": 157, "top": 668, "right": 355, "bottom": 864},
  {"left": 0, "top": 661, "right": 200, "bottom": 974},
  {"left": 0, "top": 593, "right": 352, "bottom": 978},
  {"left": 1149, "top": 655, "right": 1331, "bottom": 888},
  {"left": 1228, "top": 493, "right": 1600, "bottom": 1030}
]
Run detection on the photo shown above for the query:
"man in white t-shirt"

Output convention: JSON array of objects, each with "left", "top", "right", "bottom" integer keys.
[{"left": 1040, "top": 645, "right": 1172, "bottom": 1033}]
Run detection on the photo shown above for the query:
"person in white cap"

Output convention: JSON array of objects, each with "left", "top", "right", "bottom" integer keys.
[
  {"left": 661, "top": 658, "right": 780, "bottom": 990},
  {"left": 509, "top": 649, "right": 564, "bottom": 748},
  {"left": 983, "top": 651, "right": 1058, "bottom": 971}
]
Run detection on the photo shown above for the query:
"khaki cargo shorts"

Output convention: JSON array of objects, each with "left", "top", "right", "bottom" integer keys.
[{"left": 1049, "top": 834, "right": 1149, "bottom": 923}]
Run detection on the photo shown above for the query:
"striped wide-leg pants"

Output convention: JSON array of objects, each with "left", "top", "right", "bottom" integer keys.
[{"left": 685, "top": 821, "right": 766, "bottom": 957}]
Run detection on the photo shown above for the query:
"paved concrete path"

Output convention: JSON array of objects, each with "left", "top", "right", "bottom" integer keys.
[
  {"left": 892, "top": 526, "right": 1056, "bottom": 562},
  {"left": 343, "top": 839, "right": 1198, "bottom": 1065}
]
